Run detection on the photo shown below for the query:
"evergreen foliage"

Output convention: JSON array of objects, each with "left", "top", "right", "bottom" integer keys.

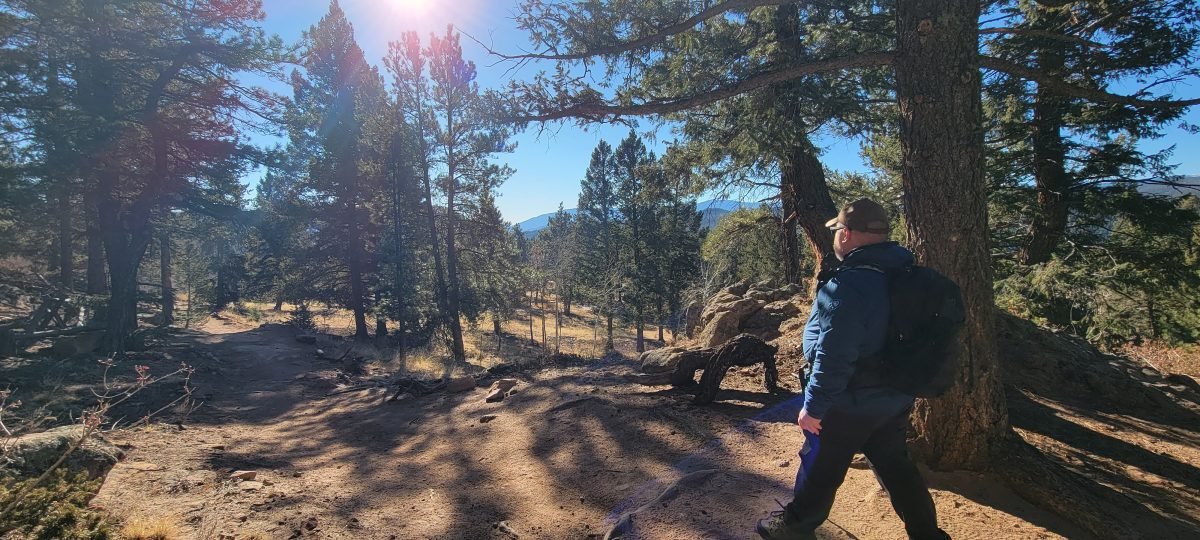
[{"left": 0, "top": 469, "right": 113, "bottom": 539}]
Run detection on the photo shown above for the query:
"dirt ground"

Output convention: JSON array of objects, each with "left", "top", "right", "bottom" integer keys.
[{"left": 3, "top": 308, "right": 1196, "bottom": 539}]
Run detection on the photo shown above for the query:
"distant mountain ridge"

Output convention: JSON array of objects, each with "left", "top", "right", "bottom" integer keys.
[
  {"left": 517, "top": 199, "right": 760, "bottom": 234},
  {"left": 1139, "top": 175, "right": 1200, "bottom": 198}
]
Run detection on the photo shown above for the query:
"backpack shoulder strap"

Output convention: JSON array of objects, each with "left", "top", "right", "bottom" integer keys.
[{"left": 840, "top": 264, "right": 886, "bottom": 275}]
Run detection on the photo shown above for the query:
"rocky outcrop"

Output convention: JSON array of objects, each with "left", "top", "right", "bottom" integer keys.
[
  {"left": 695, "top": 281, "right": 806, "bottom": 347},
  {"left": 2, "top": 425, "right": 124, "bottom": 481}
]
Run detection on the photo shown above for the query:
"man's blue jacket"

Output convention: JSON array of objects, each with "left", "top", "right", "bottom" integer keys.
[{"left": 801, "top": 241, "right": 915, "bottom": 419}]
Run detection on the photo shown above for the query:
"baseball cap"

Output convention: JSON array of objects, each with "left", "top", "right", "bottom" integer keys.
[{"left": 825, "top": 198, "right": 890, "bottom": 234}]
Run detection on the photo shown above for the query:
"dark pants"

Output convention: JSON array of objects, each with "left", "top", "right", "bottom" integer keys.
[{"left": 787, "top": 405, "right": 948, "bottom": 540}]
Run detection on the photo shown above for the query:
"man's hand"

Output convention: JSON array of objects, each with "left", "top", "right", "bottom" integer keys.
[{"left": 798, "top": 408, "right": 823, "bottom": 435}]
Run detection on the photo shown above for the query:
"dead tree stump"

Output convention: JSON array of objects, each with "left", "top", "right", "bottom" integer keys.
[{"left": 693, "top": 334, "right": 779, "bottom": 404}]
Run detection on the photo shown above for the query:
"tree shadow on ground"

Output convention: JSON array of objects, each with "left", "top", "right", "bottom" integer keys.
[
  {"left": 1003, "top": 388, "right": 1200, "bottom": 538},
  {"left": 88, "top": 320, "right": 1200, "bottom": 539}
]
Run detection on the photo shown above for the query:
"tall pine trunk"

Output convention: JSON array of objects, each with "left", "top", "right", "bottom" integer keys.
[
  {"left": 58, "top": 192, "right": 74, "bottom": 289},
  {"left": 606, "top": 310, "right": 614, "bottom": 350},
  {"left": 414, "top": 92, "right": 451, "bottom": 354},
  {"left": 85, "top": 202, "right": 107, "bottom": 295},
  {"left": 1020, "top": 44, "right": 1069, "bottom": 266},
  {"left": 443, "top": 101, "right": 466, "bottom": 364},
  {"left": 390, "top": 134, "right": 408, "bottom": 360},
  {"left": 540, "top": 286, "right": 547, "bottom": 348},
  {"left": 159, "top": 231, "right": 174, "bottom": 326},
  {"left": 375, "top": 291, "right": 387, "bottom": 339},
  {"left": 895, "top": 0, "right": 1009, "bottom": 470},
  {"left": 348, "top": 200, "right": 369, "bottom": 339},
  {"left": 98, "top": 187, "right": 152, "bottom": 353}
]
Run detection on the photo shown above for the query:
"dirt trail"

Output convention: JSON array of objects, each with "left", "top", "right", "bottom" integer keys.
[{"left": 91, "top": 323, "right": 1107, "bottom": 539}]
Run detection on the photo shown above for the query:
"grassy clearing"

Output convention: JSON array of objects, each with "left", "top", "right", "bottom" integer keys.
[{"left": 234, "top": 297, "right": 683, "bottom": 377}]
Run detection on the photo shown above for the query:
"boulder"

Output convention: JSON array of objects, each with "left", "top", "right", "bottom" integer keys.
[
  {"left": 694, "top": 282, "right": 807, "bottom": 348},
  {"left": 741, "top": 299, "right": 805, "bottom": 342},
  {"left": 484, "top": 379, "right": 519, "bottom": 403},
  {"left": 229, "top": 470, "right": 257, "bottom": 481},
  {"left": 2, "top": 425, "right": 124, "bottom": 481},
  {"left": 445, "top": 375, "right": 477, "bottom": 393},
  {"left": 697, "top": 297, "right": 762, "bottom": 348}
]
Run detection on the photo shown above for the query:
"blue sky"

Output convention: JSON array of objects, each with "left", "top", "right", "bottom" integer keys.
[{"left": 247, "top": 0, "right": 1200, "bottom": 224}]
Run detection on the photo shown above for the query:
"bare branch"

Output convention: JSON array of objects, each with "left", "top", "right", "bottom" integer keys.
[
  {"left": 980, "top": 56, "right": 1200, "bottom": 109},
  {"left": 512, "top": 52, "right": 894, "bottom": 123}
]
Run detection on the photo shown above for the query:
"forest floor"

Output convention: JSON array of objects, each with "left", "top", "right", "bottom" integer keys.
[{"left": 4, "top": 304, "right": 1199, "bottom": 539}]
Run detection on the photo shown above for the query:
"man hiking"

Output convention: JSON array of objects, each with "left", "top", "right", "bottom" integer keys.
[{"left": 756, "top": 198, "right": 950, "bottom": 540}]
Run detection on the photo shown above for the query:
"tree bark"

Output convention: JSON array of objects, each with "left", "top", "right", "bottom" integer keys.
[
  {"left": 159, "top": 231, "right": 174, "bottom": 327},
  {"left": 99, "top": 188, "right": 152, "bottom": 354},
  {"left": 1019, "top": 43, "right": 1069, "bottom": 266},
  {"left": 414, "top": 87, "right": 451, "bottom": 354},
  {"left": 348, "top": 201, "right": 369, "bottom": 340},
  {"left": 895, "top": 0, "right": 1009, "bottom": 470},
  {"left": 1146, "top": 292, "right": 1160, "bottom": 340},
  {"left": 772, "top": 6, "right": 837, "bottom": 286},
  {"left": 85, "top": 202, "right": 107, "bottom": 295},
  {"left": 444, "top": 100, "right": 466, "bottom": 364},
  {"left": 606, "top": 311, "right": 614, "bottom": 350},
  {"left": 779, "top": 183, "right": 801, "bottom": 285},
  {"left": 540, "top": 286, "right": 547, "bottom": 348},
  {"left": 528, "top": 289, "right": 536, "bottom": 344},
  {"left": 375, "top": 291, "right": 387, "bottom": 339},
  {"left": 781, "top": 145, "right": 838, "bottom": 283},
  {"left": 494, "top": 316, "right": 502, "bottom": 351},
  {"left": 58, "top": 191, "right": 74, "bottom": 289},
  {"left": 389, "top": 134, "right": 408, "bottom": 360}
]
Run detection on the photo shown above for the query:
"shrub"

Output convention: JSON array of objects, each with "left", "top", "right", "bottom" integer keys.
[
  {"left": 288, "top": 303, "right": 316, "bottom": 332},
  {"left": 0, "top": 469, "right": 114, "bottom": 539}
]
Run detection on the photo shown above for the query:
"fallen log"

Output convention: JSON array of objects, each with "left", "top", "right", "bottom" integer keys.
[{"left": 693, "top": 333, "right": 779, "bottom": 404}]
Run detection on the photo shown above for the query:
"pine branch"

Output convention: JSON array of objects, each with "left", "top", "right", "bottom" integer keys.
[
  {"left": 979, "top": 27, "right": 1105, "bottom": 48},
  {"left": 512, "top": 52, "right": 895, "bottom": 123},
  {"left": 474, "top": 0, "right": 794, "bottom": 62},
  {"left": 980, "top": 56, "right": 1200, "bottom": 109}
]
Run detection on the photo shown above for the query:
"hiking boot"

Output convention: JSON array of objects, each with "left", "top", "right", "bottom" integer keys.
[{"left": 756, "top": 509, "right": 816, "bottom": 540}]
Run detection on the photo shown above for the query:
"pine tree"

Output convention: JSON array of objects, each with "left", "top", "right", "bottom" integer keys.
[
  {"left": 983, "top": 0, "right": 1200, "bottom": 266},
  {"left": 2, "top": 0, "right": 281, "bottom": 351},
  {"left": 613, "top": 130, "right": 653, "bottom": 352},
  {"left": 575, "top": 140, "right": 621, "bottom": 349},
  {"left": 288, "top": 0, "right": 387, "bottom": 339}
]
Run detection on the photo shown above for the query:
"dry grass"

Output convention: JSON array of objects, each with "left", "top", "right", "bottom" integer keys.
[
  {"left": 230, "top": 296, "right": 678, "bottom": 377},
  {"left": 119, "top": 516, "right": 181, "bottom": 540},
  {"left": 1121, "top": 341, "right": 1200, "bottom": 380}
]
